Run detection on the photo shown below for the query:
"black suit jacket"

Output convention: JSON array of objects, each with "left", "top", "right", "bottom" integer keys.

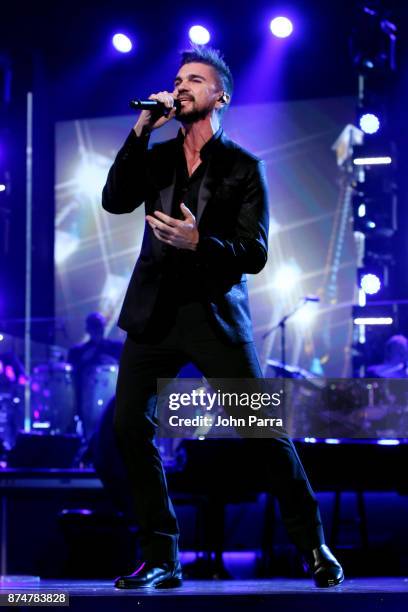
[{"left": 102, "top": 128, "right": 269, "bottom": 343}]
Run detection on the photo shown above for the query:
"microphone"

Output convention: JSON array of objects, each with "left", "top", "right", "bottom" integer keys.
[{"left": 129, "top": 99, "right": 181, "bottom": 113}]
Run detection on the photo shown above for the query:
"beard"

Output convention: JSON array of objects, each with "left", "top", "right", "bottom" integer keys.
[{"left": 175, "top": 101, "right": 213, "bottom": 124}]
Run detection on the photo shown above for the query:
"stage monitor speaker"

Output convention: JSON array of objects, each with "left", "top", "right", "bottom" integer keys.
[{"left": 7, "top": 431, "right": 82, "bottom": 468}]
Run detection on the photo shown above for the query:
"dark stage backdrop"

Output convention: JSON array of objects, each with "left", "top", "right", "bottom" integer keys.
[{"left": 55, "top": 96, "right": 356, "bottom": 376}]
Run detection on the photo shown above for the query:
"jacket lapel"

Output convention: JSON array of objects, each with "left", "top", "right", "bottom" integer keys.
[
  {"left": 196, "top": 133, "right": 233, "bottom": 226},
  {"left": 159, "top": 177, "right": 176, "bottom": 217},
  {"left": 196, "top": 162, "right": 214, "bottom": 226},
  {"left": 158, "top": 144, "right": 178, "bottom": 215}
]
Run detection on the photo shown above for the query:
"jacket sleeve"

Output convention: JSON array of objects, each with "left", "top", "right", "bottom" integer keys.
[
  {"left": 102, "top": 129, "right": 152, "bottom": 214},
  {"left": 195, "top": 159, "right": 269, "bottom": 275}
]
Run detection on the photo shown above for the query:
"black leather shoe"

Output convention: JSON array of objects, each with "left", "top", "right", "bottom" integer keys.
[
  {"left": 303, "top": 545, "right": 344, "bottom": 588},
  {"left": 114, "top": 560, "right": 182, "bottom": 589}
]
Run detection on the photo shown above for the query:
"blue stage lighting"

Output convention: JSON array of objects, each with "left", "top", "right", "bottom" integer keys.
[
  {"left": 360, "top": 273, "right": 381, "bottom": 295},
  {"left": 270, "top": 16, "right": 293, "bottom": 38},
  {"left": 112, "top": 33, "right": 133, "bottom": 53},
  {"left": 359, "top": 113, "right": 380, "bottom": 134},
  {"left": 353, "top": 155, "right": 391, "bottom": 166},
  {"left": 353, "top": 317, "right": 393, "bottom": 325},
  {"left": 189, "top": 26, "right": 210, "bottom": 45}
]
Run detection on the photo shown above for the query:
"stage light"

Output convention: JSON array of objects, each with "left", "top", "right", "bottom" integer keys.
[
  {"left": 5, "top": 365, "right": 15, "bottom": 382},
  {"left": 353, "top": 317, "right": 393, "bottom": 325},
  {"left": 270, "top": 17, "right": 293, "bottom": 38},
  {"left": 377, "top": 439, "right": 400, "bottom": 446},
  {"left": 293, "top": 300, "right": 319, "bottom": 326},
  {"left": 353, "top": 156, "right": 392, "bottom": 166},
  {"left": 324, "top": 438, "right": 340, "bottom": 444},
  {"left": 112, "top": 33, "right": 133, "bottom": 53},
  {"left": 0, "top": 334, "right": 3, "bottom": 341},
  {"left": 353, "top": 190, "right": 396, "bottom": 237},
  {"left": 359, "top": 113, "right": 380, "bottom": 134},
  {"left": 360, "top": 273, "right": 381, "bottom": 295},
  {"left": 32, "top": 422, "right": 51, "bottom": 429},
  {"left": 358, "top": 203, "right": 366, "bottom": 217},
  {"left": 358, "top": 289, "right": 366, "bottom": 307},
  {"left": 0, "top": 184, "right": 5, "bottom": 192},
  {"left": 273, "top": 263, "right": 301, "bottom": 291},
  {"left": 189, "top": 26, "right": 210, "bottom": 45}
]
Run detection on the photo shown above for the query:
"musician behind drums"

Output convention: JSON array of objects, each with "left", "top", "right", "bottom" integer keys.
[
  {"left": 67, "top": 312, "right": 123, "bottom": 437},
  {"left": 366, "top": 335, "right": 408, "bottom": 379}
]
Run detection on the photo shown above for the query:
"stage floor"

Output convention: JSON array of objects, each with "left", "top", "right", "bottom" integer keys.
[{"left": 0, "top": 578, "right": 407, "bottom": 611}]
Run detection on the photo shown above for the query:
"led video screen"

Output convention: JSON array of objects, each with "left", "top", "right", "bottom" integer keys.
[{"left": 55, "top": 97, "right": 355, "bottom": 376}]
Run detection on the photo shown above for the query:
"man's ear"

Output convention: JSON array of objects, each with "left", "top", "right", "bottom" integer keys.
[{"left": 216, "top": 92, "right": 231, "bottom": 108}]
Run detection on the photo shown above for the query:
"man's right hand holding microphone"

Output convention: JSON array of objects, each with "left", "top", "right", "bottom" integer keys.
[{"left": 133, "top": 91, "right": 177, "bottom": 136}]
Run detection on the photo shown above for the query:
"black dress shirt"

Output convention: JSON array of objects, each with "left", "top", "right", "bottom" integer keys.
[{"left": 156, "top": 128, "right": 223, "bottom": 317}]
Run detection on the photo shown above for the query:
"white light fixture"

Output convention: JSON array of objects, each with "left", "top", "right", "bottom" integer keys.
[
  {"left": 354, "top": 317, "right": 393, "bottom": 325},
  {"left": 353, "top": 156, "right": 392, "bottom": 166}
]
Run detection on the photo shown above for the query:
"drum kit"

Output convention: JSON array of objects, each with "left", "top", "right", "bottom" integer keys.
[
  {"left": 265, "top": 359, "right": 408, "bottom": 439},
  {"left": 0, "top": 357, "right": 119, "bottom": 449},
  {"left": 30, "top": 362, "right": 76, "bottom": 434},
  {"left": 0, "top": 357, "right": 25, "bottom": 449},
  {"left": 80, "top": 363, "right": 118, "bottom": 439},
  {"left": 1, "top": 348, "right": 407, "bottom": 453}
]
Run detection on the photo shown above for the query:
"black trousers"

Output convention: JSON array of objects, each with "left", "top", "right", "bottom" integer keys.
[{"left": 114, "top": 301, "right": 324, "bottom": 563}]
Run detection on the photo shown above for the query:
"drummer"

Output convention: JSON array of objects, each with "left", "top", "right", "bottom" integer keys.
[
  {"left": 68, "top": 312, "right": 123, "bottom": 433},
  {"left": 366, "top": 334, "right": 408, "bottom": 379}
]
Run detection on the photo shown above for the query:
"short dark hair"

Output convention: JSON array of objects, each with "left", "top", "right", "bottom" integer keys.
[
  {"left": 86, "top": 311, "right": 106, "bottom": 331},
  {"left": 179, "top": 45, "right": 234, "bottom": 98}
]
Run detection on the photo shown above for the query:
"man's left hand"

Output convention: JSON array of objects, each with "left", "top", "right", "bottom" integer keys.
[{"left": 146, "top": 203, "right": 199, "bottom": 251}]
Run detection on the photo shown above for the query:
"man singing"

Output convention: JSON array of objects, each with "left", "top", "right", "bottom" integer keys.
[{"left": 102, "top": 45, "right": 344, "bottom": 589}]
